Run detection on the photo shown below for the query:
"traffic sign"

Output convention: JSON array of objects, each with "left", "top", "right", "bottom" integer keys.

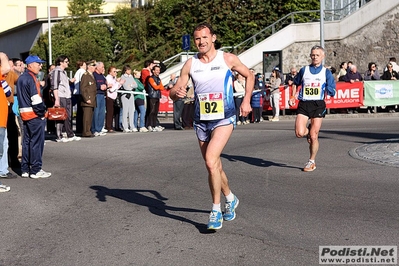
[{"left": 182, "top": 34, "right": 190, "bottom": 51}]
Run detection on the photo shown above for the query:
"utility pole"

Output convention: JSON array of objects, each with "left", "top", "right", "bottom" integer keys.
[
  {"left": 47, "top": 0, "right": 52, "bottom": 64},
  {"left": 320, "top": 0, "right": 325, "bottom": 64}
]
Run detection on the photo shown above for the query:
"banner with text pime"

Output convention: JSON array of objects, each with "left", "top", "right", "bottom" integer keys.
[
  {"left": 363, "top": 80, "right": 399, "bottom": 106},
  {"left": 324, "top": 81, "right": 363, "bottom": 108},
  {"left": 271, "top": 82, "right": 364, "bottom": 110}
]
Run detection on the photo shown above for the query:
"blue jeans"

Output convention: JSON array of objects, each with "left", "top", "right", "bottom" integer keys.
[
  {"left": 92, "top": 94, "right": 106, "bottom": 133},
  {"left": 134, "top": 104, "right": 146, "bottom": 129},
  {"left": 0, "top": 127, "right": 9, "bottom": 175}
]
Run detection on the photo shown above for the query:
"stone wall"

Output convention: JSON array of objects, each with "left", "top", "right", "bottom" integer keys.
[{"left": 280, "top": 5, "right": 399, "bottom": 75}]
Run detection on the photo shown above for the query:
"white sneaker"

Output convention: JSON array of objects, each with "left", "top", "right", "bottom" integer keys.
[
  {"left": 99, "top": 132, "right": 107, "bottom": 136},
  {"left": 237, "top": 121, "right": 242, "bottom": 125},
  {"left": 56, "top": 138, "right": 71, "bottom": 143},
  {"left": 21, "top": 172, "right": 29, "bottom": 178},
  {"left": 132, "top": 128, "right": 138, "bottom": 132},
  {"left": 155, "top": 126, "right": 164, "bottom": 131},
  {"left": 140, "top": 127, "right": 149, "bottom": 132},
  {"left": 147, "top": 126, "right": 153, "bottom": 132},
  {"left": 30, "top": 169, "right": 51, "bottom": 179},
  {"left": 123, "top": 129, "right": 131, "bottom": 133},
  {"left": 70, "top": 135, "right": 81, "bottom": 141},
  {"left": 101, "top": 128, "right": 108, "bottom": 133},
  {"left": 94, "top": 132, "right": 100, "bottom": 137},
  {"left": 0, "top": 184, "right": 10, "bottom": 192}
]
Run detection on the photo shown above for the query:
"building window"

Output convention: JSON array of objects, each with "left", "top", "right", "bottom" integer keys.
[
  {"left": 50, "top": 7, "right": 58, "bottom": 17},
  {"left": 26, "top": 6, "right": 37, "bottom": 22}
]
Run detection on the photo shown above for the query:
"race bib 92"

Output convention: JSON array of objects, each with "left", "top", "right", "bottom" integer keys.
[{"left": 198, "top": 92, "right": 224, "bottom": 120}]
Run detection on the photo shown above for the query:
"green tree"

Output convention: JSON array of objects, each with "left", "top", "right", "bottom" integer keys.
[
  {"left": 31, "top": 17, "right": 113, "bottom": 71},
  {"left": 31, "top": 0, "right": 321, "bottom": 72},
  {"left": 68, "top": 0, "right": 105, "bottom": 16}
]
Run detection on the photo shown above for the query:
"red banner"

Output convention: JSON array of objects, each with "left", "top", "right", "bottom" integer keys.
[
  {"left": 325, "top": 81, "right": 363, "bottom": 108},
  {"left": 263, "top": 82, "right": 364, "bottom": 110},
  {"left": 159, "top": 90, "right": 174, "bottom": 112},
  {"left": 159, "top": 82, "right": 364, "bottom": 113}
]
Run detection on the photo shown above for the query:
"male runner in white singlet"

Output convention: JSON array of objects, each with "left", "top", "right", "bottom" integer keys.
[
  {"left": 170, "top": 23, "right": 254, "bottom": 230},
  {"left": 289, "top": 45, "right": 336, "bottom": 172}
]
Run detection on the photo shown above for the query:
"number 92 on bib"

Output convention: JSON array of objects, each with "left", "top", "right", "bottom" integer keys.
[{"left": 198, "top": 92, "right": 225, "bottom": 120}]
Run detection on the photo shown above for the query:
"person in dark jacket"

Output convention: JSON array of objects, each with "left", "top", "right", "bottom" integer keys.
[
  {"left": 145, "top": 65, "right": 165, "bottom": 132},
  {"left": 251, "top": 73, "right": 266, "bottom": 123},
  {"left": 80, "top": 60, "right": 97, "bottom": 138},
  {"left": 17, "top": 55, "right": 51, "bottom": 178}
]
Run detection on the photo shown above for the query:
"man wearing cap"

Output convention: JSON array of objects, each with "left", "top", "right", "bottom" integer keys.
[
  {"left": 80, "top": 60, "right": 97, "bottom": 137},
  {"left": 17, "top": 55, "right": 51, "bottom": 178}
]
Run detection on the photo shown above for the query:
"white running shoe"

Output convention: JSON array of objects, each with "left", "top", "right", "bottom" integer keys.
[
  {"left": 30, "top": 169, "right": 51, "bottom": 179},
  {"left": 0, "top": 184, "right": 10, "bottom": 192},
  {"left": 70, "top": 135, "right": 81, "bottom": 141},
  {"left": 132, "top": 128, "right": 138, "bottom": 132},
  {"left": 140, "top": 127, "right": 149, "bottom": 132},
  {"left": 21, "top": 172, "right": 30, "bottom": 178}
]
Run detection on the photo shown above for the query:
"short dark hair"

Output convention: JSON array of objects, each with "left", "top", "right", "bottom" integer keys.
[
  {"left": 368, "top": 62, "right": 376, "bottom": 70},
  {"left": 144, "top": 59, "right": 153, "bottom": 68},
  {"left": 55, "top": 55, "right": 68, "bottom": 66},
  {"left": 76, "top": 60, "right": 85, "bottom": 70},
  {"left": 11, "top": 58, "right": 22, "bottom": 66},
  {"left": 193, "top": 22, "right": 215, "bottom": 35},
  {"left": 122, "top": 65, "right": 131, "bottom": 74},
  {"left": 152, "top": 65, "right": 161, "bottom": 73}
]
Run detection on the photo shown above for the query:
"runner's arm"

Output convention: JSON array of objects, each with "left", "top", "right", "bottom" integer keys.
[
  {"left": 169, "top": 59, "right": 192, "bottom": 101},
  {"left": 224, "top": 53, "right": 254, "bottom": 116}
]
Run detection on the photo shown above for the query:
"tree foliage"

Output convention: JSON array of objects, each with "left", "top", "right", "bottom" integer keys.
[
  {"left": 31, "top": 17, "right": 113, "bottom": 72},
  {"left": 31, "top": 0, "right": 320, "bottom": 71},
  {"left": 68, "top": 0, "right": 105, "bottom": 16}
]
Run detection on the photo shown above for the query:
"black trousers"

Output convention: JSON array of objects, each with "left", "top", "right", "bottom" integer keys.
[{"left": 7, "top": 104, "right": 20, "bottom": 168}]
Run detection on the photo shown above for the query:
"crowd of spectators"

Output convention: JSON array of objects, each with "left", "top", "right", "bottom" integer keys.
[
  {"left": 231, "top": 56, "right": 399, "bottom": 120},
  {"left": 2, "top": 50, "right": 399, "bottom": 186}
]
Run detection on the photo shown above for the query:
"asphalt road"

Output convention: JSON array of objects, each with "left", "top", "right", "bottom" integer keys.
[{"left": 1, "top": 115, "right": 399, "bottom": 266}]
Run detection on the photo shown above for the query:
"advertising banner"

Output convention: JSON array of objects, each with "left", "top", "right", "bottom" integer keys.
[
  {"left": 363, "top": 81, "right": 399, "bottom": 106},
  {"left": 159, "top": 90, "right": 174, "bottom": 112},
  {"left": 325, "top": 81, "right": 363, "bottom": 108},
  {"left": 264, "top": 82, "right": 364, "bottom": 110}
]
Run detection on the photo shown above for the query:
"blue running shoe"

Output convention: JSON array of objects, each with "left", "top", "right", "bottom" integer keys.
[
  {"left": 207, "top": 210, "right": 223, "bottom": 230},
  {"left": 223, "top": 196, "right": 239, "bottom": 221}
]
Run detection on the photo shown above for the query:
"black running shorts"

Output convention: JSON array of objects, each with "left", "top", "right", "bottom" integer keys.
[{"left": 297, "top": 100, "right": 326, "bottom": 118}]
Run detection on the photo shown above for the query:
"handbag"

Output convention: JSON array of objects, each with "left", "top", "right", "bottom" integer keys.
[
  {"left": 47, "top": 107, "right": 67, "bottom": 120},
  {"left": 114, "top": 93, "right": 122, "bottom": 108}
]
